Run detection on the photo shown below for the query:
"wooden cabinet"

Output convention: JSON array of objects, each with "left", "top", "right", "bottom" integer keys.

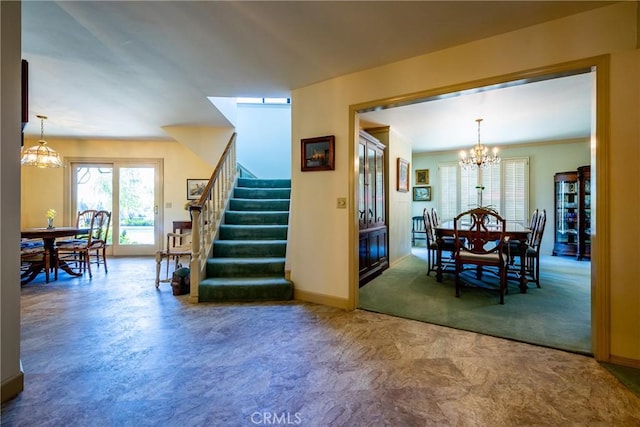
[
  {"left": 552, "top": 166, "right": 590, "bottom": 259},
  {"left": 358, "top": 130, "right": 388, "bottom": 286},
  {"left": 577, "top": 165, "right": 591, "bottom": 260}
]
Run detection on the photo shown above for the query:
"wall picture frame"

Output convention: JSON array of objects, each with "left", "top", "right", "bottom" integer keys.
[
  {"left": 413, "top": 186, "right": 432, "bottom": 201},
  {"left": 397, "top": 158, "right": 409, "bottom": 192},
  {"left": 301, "top": 135, "right": 335, "bottom": 171},
  {"left": 186, "top": 179, "right": 207, "bottom": 200},
  {"left": 415, "top": 169, "right": 429, "bottom": 185}
]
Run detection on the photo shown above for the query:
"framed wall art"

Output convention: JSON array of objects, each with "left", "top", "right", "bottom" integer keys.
[
  {"left": 301, "top": 135, "right": 335, "bottom": 171},
  {"left": 186, "top": 179, "right": 207, "bottom": 200},
  {"left": 397, "top": 158, "right": 409, "bottom": 192},
  {"left": 415, "top": 169, "right": 429, "bottom": 185},
  {"left": 413, "top": 186, "right": 432, "bottom": 201}
]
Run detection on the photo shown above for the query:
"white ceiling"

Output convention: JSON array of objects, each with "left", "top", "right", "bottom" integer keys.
[
  {"left": 360, "top": 72, "right": 593, "bottom": 153},
  {"left": 20, "top": 1, "right": 610, "bottom": 143}
]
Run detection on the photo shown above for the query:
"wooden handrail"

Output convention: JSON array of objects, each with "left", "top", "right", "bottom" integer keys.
[{"left": 187, "top": 132, "right": 237, "bottom": 303}]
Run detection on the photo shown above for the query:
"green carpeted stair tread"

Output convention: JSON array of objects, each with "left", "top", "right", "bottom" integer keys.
[
  {"left": 206, "top": 257, "right": 286, "bottom": 277},
  {"left": 213, "top": 240, "right": 287, "bottom": 257},
  {"left": 237, "top": 178, "right": 291, "bottom": 189},
  {"left": 229, "top": 198, "right": 290, "bottom": 211},
  {"left": 200, "top": 277, "right": 292, "bottom": 286},
  {"left": 234, "top": 187, "right": 291, "bottom": 199},
  {"left": 219, "top": 224, "right": 288, "bottom": 240},
  {"left": 199, "top": 277, "right": 293, "bottom": 302},
  {"left": 224, "top": 211, "right": 289, "bottom": 225}
]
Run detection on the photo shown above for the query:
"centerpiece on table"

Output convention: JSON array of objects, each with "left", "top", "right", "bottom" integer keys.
[{"left": 46, "top": 208, "right": 57, "bottom": 229}]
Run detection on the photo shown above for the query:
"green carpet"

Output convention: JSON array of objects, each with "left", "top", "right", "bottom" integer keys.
[{"left": 359, "top": 247, "right": 591, "bottom": 354}]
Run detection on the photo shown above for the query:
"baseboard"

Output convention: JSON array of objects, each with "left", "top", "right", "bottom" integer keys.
[
  {"left": 1, "top": 370, "right": 24, "bottom": 403},
  {"left": 389, "top": 252, "right": 412, "bottom": 268},
  {"left": 609, "top": 354, "right": 640, "bottom": 369},
  {"left": 293, "top": 288, "right": 350, "bottom": 310}
]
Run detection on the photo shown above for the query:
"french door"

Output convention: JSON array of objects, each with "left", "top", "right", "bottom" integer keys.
[{"left": 66, "top": 159, "right": 163, "bottom": 256}]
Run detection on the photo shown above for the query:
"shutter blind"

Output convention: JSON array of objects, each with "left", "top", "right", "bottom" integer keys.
[
  {"left": 502, "top": 157, "right": 528, "bottom": 224},
  {"left": 438, "top": 163, "right": 458, "bottom": 221}
]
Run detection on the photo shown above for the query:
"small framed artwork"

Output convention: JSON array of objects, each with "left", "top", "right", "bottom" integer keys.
[
  {"left": 415, "top": 169, "right": 429, "bottom": 185},
  {"left": 397, "top": 158, "right": 410, "bottom": 192},
  {"left": 186, "top": 179, "right": 208, "bottom": 200},
  {"left": 413, "top": 186, "right": 432, "bottom": 201},
  {"left": 301, "top": 135, "right": 335, "bottom": 171}
]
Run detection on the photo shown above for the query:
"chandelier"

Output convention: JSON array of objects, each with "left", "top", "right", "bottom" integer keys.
[
  {"left": 459, "top": 118, "right": 500, "bottom": 169},
  {"left": 20, "top": 115, "right": 63, "bottom": 168}
]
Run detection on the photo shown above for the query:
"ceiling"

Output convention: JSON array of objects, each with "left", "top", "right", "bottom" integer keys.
[
  {"left": 21, "top": 1, "right": 611, "bottom": 143},
  {"left": 360, "top": 71, "right": 593, "bottom": 153}
]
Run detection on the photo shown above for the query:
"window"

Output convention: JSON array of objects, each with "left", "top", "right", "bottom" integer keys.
[
  {"left": 236, "top": 97, "right": 291, "bottom": 105},
  {"left": 438, "top": 157, "right": 529, "bottom": 224}
]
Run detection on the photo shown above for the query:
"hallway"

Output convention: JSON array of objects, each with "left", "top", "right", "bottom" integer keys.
[{"left": 3, "top": 257, "right": 639, "bottom": 425}]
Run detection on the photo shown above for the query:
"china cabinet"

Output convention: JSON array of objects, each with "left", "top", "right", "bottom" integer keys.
[
  {"left": 552, "top": 166, "right": 591, "bottom": 259},
  {"left": 552, "top": 171, "right": 579, "bottom": 257},
  {"left": 577, "top": 165, "right": 591, "bottom": 260},
  {"left": 358, "top": 130, "right": 388, "bottom": 286}
]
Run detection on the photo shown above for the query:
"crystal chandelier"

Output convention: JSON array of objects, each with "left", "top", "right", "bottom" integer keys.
[
  {"left": 459, "top": 118, "right": 500, "bottom": 169},
  {"left": 20, "top": 115, "right": 63, "bottom": 168}
]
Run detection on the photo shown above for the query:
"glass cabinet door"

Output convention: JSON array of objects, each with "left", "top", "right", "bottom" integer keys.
[
  {"left": 577, "top": 165, "right": 591, "bottom": 260},
  {"left": 553, "top": 171, "right": 578, "bottom": 257}
]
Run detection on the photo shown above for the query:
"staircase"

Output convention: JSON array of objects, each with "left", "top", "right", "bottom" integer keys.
[{"left": 199, "top": 178, "right": 293, "bottom": 302}]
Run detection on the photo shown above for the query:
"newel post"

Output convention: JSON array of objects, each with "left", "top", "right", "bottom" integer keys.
[{"left": 189, "top": 206, "right": 201, "bottom": 303}]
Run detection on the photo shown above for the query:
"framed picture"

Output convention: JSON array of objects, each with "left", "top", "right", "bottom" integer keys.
[
  {"left": 413, "top": 186, "right": 432, "bottom": 201},
  {"left": 415, "top": 169, "right": 429, "bottom": 185},
  {"left": 186, "top": 179, "right": 207, "bottom": 200},
  {"left": 301, "top": 135, "right": 335, "bottom": 171},
  {"left": 397, "top": 158, "right": 409, "bottom": 192}
]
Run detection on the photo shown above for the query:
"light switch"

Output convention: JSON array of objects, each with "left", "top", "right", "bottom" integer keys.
[{"left": 337, "top": 197, "right": 347, "bottom": 209}]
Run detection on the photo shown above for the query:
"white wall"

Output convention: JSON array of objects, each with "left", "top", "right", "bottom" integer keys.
[
  {"left": 411, "top": 139, "right": 590, "bottom": 255},
  {"left": 387, "top": 129, "right": 413, "bottom": 265},
  {"left": 236, "top": 103, "right": 291, "bottom": 178}
]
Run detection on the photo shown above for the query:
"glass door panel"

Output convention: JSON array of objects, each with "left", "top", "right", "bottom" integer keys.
[
  {"left": 118, "top": 167, "right": 155, "bottom": 246},
  {"left": 71, "top": 160, "right": 161, "bottom": 256}
]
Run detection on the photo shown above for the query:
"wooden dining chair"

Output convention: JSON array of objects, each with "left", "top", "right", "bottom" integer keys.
[
  {"left": 506, "top": 209, "right": 538, "bottom": 266},
  {"left": 20, "top": 239, "right": 50, "bottom": 284},
  {"left": 453, "top": 207, "right": 508, "bottom": 304},
  {"left": 411, "top": 215, "right": 427, "bottom": 246},
  {"left": 155, "top": 230, "right": 192, "bottom": 287},
  {"left": 423, "top": 208, "right": 455, "bottom": 276},
  {"left": 87, "top": 210, "right": 111, "bottom": 274},
  {"left": 524, "top": 209, "right": 547, "bottom": 287},
  {"left": 55, "top": 210, "right": 111, "bottom": 279}
]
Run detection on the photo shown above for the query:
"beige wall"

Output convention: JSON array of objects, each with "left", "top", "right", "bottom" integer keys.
[
  {"left": 20, "top": 137, "right": 217, "bottom": 246},
  {"left": 411, "top": 139, "right": 591, "bottom": 255},
  {"left": 290, "top": 2, "right": 639, "bottom": 363}
]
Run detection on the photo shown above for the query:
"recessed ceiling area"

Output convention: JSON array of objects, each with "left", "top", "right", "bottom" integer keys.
[{"left": 359, "top": 72, "right": 594, "bottom": 154}]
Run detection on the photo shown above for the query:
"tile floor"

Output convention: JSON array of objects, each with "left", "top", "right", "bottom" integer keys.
[{"left": 2, "top": 257, "right": 640, "bottom": 426}]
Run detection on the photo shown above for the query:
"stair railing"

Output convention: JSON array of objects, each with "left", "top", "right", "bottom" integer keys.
[{"left": 188, "top": 132, "right": 237, "bottom": 303}]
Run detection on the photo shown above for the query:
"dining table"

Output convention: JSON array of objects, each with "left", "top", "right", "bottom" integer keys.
[
  {"left": 21, "top": 226, "right": 90, "bottom": 284},
  {"left": 434, "top": 220, "right": 532, "bottom": 293}
]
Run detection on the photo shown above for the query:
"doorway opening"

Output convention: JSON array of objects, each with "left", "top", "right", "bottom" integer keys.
[{"left": 350, "top": 58, "right": 609, "bottom": 359}]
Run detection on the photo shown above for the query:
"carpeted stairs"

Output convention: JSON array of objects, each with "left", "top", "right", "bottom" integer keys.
[{"left": 199, "top": 178, "right": 293, "bottom": 302}]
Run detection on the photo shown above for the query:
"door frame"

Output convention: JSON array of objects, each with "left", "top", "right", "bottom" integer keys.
[
  {"left": 348, "top": 55, "right": 610, "bottom": 361},
  {"left": 63, "top": 157, "right": 164, "bottom": 256}
]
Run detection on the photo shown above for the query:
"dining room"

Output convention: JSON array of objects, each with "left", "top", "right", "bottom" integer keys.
[{"left": 357, "top": 70, "right": 593, "bottom": 354}]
